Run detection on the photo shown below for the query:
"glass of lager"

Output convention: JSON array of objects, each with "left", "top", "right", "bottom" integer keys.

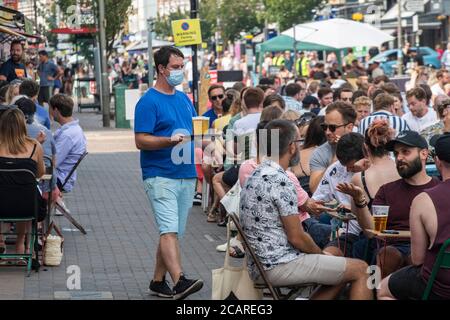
[{"left": 372, "top": 205, "right": 389, "bottom": 232}]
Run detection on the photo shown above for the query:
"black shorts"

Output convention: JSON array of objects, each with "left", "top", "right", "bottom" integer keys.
[
  {"left": 38, "top": 86, "right": 52, "bottom": 104},
  {"left": 388, "top": 265, "right": 446, "bottom": 300},
  {"left": 222, "top": 165, "right": 239, "bottom": 188}
]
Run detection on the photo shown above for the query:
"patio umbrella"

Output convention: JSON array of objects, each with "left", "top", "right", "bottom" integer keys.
[{"left": 282, "top": 18, "right": 394, "bottom": 50}]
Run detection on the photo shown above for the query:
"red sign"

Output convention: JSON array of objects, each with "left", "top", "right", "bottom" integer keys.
[
  {"left": 50, "top": 27, "right": 98, "bottom": 34},
  {"left": 2, "top": 0, "right": 18, "bottom": 10},
  {"left": 209, "top": 70, "right": 218, "bottom": 85}
]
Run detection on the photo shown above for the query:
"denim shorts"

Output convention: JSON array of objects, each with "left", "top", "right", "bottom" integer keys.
[{"left": 143, "top": 176, "right": 196, "bottom": 238}]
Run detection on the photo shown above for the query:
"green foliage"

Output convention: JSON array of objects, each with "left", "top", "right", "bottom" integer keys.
[{"left": 263, "top": 0, "right": 321, "bottom": 31}]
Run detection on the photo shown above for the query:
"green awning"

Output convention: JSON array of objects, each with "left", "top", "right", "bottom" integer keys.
[{"left": 256, "top": 35, "right": 336, "bottom": 53}]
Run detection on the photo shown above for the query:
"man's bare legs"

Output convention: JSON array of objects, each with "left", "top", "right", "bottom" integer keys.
[
  {"left": 311, "top": 258, "right": 373, "bottom": 300},
  {"left": 377, "top": 275, "right": 396, "bottom": 300},
  {"left": 376, "top": 246, "right": 405, "bottom": 279},
  {"left": 154, "top": 233, "right": 183, "bottom": 284}
]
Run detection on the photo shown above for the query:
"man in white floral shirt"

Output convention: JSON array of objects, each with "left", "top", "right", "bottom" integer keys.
[{"left": 240, "top": 119, "right": 372, "bottom": 299}]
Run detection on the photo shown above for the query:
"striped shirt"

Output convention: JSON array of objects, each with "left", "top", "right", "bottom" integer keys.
[{"left": 358, "top": 111, "right": 410, "bottom": 136}]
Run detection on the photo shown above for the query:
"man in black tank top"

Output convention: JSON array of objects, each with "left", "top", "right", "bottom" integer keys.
[{"left": 378, "top": 133, "right": 450, "bottom": 300}]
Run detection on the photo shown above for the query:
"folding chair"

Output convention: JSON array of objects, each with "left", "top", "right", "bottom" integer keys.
[
  {"left": 0, "top": 168, "right": 40, "bottom": 276},
  {"left": 54, "top": 151, "right": 88, "bottom": 235},
  {"left": 422, "top": 238, "right": 450, "bottom": 300},
  {"left": 229, "top": 213, "right": 320, "bottom": 300}
]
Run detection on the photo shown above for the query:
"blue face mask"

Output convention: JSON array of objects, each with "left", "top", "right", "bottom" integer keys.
[{"left": 166, "top": 69, "right": 184, "bottom": 87}]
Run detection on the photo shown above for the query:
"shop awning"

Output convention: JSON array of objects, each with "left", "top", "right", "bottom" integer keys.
[
  {"left": 50, "top": 27, "right": 98, "bottom": 34},
  {"left": 0, "top": 25, "right": 23, "bottom": 37}
]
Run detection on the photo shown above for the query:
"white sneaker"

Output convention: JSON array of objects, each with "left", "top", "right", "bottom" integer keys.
[{"left": 216, "top": 236, "right": 239, "bottom": 252}]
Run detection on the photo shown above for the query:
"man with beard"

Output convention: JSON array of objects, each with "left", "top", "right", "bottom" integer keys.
[
  {"left": 338, "top": 130, "right": 440, "bottom": 278},
  {"left": 240, "top": 119, "right": 373, "bottom": 300},
  {"left": 0, "top": 40, "right": 27, "bottom": 82}
]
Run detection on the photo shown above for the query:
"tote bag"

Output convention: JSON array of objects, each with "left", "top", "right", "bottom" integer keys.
[
  {"left": 211, "top": 222, "right": 263, "bottom": 300},
  {"left": 220, "top": 181, "right": 241, "bottom": 215}
]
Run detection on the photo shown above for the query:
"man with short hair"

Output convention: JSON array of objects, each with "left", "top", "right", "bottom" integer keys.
[
  {"left": 338, "top": 131, "right": 440, "bottom": 279},
  {"left": 431, "top": 69, "right": 450, "bottom": 99},
  {"left": 134, "top": 46, "right": 203, "bottom": 299},
  {"left": 202, "top": 84, "right": 225, "bottom": 128},
  {"left": 378, "top": 133, "right": 450, "bottom": 300},
  {"left": 283, "top": 83, "right": 304, "bottom": 114},
  {"left": 0, "top": 39, "right": 27, "bottom": 82},
  {"left": 309, "top": 102, "right": 357, "bottom": 193},
  {"left": 337, "top": 87, "right": 353, "bottom": 104},
  {"left": 358, "top": 93, "right": 409, "bottom": 136},
  {"left": 403, "top": 87, "right": 438, "bottom": 132},
  {"left": 353, "top": 96, "right": 371, "bottom": 127},
  {"left": 49, "top": 94, "right": 87, "bottom": 193},
  {"left": 37, "top": 50, "right": 59, "bottom": 105},
  {"left": 19, "top": 79, "right": 51, "bottom": 129},
  {"left": 317, "top": 87, "right": 333, "bottom": 114},
  {"left": 240, "top": 119, "right": 373, "bottom": 300},
  {"left": 313, "top": 133, "right": 367, "bottom": 257}
]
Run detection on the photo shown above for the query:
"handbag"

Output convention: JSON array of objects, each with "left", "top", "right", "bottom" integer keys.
[
  {"left": 220, "top": 181, "right": 242, "bottom": 215},
  {"left": 211, "top": 222, "right": 263, "bottom": 300},
  {"left": 43, "top": 221, "right": 64, "bottom": 266}
]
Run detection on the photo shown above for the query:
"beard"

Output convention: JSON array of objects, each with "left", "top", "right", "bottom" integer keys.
[
  {"left": 397, "top": 156, "right": 422, "bottom": 179},
  {"left": 12, "top": 55, "right": 21, "bottom": 63}
]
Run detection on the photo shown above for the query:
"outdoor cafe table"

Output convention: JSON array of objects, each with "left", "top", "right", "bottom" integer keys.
[{"left": 326, "top": 211, "right": 357, "bottom": 257}]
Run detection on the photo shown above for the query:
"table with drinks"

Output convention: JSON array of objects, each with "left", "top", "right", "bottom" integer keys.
[{"left": 367, "top": 205, "right": 411, "bottom": 275}]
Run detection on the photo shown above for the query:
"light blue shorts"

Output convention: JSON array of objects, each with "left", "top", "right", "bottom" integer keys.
[{"left": 143, "top": 176, "right": 196, "bottom": 238}]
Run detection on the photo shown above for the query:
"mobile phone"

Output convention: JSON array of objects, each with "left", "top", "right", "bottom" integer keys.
[{"left": 381, "top": 230, "right": 399, "bottom": 234}]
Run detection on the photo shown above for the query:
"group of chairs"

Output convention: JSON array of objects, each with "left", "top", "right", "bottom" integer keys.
[
  {"left": 0, "top": 151, "right": 88, "bottom": 276},
  {"left": 227, "top": 213, "right": 450, "bottom": 300}
]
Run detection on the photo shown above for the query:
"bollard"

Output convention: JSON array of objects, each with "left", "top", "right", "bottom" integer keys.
[{"left": 114, "top": 84, "right": 131, "bottom": 129}]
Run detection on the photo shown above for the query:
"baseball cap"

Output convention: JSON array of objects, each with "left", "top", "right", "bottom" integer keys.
[
  {"left": 386, "top": 130, "right": 428, "bottom": 151},
  {"left": 430, "top": 133, "right": 450, "bottom": 162}
]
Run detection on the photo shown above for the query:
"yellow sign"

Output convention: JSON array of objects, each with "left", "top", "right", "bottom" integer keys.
[
  {"left": 352, "top": 13, "right": 364, "bottom": 21},
  {"left": 172, "top": 19, "right": 202, "bottom": 47}
]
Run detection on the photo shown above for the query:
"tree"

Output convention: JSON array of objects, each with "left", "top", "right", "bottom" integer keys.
[
  {"left": 154, "top": 8, "right": 188, "bottom": 40},
  {"left": 56, "top": 0, "right": 132, "bottom": 58},
  {"left": 264, "top": 0, "right": 321, "bottom": 31}
]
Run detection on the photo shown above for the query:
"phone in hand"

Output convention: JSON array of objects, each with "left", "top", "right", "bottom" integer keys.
[{"left": 381, "top": 230, "right": 399, "bottom": 234}]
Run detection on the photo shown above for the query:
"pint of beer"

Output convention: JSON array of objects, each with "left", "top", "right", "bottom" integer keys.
[
  {"left": 372, "top": 205, "right": 389, "bottom": 232},
  {"left": 192, "top": 116, "right": 209, "bottom": 136}
]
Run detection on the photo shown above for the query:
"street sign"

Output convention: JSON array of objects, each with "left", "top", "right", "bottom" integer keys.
[
  {"left": 171, "top": 19, "right": 202, "bottom": 47},
  {"left": 404, "top": 0, "right": 425, "bottom": 12}
]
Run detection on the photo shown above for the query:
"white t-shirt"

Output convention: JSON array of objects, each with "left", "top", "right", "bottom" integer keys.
[
  {"left": 431, "top": 83, "right": 445, "bottom": 97},
  {"left": 402, "top": 108, "right": 438, "bottom": 132},
  {"left": 312, "top": 161, "right": 362, "bottom": 236}
]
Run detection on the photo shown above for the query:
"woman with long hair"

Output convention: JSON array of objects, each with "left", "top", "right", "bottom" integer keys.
[{"left": 0, "top": 108, "right": 45, "bottom": 256}]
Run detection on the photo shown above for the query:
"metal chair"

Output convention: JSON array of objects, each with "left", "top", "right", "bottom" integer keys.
[
  {"left": 228, "top": 213, "right": 319, "bottom": 300},
  {"left": 0, "top": 168, "right": 40, "bottom": 276},
  {"left": 422, "top": 238, "right": 450, "bottom": 300},
  {"left": 58, "top": 151, "right": 88, "bottom": 192}
]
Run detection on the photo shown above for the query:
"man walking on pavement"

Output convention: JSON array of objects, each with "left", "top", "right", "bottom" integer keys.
[
  {"left": 37, "top": 50, "right": 59, "bottom": 106},
  {"left": 134, "top": 46, "right": 203, "bottom": 300}
]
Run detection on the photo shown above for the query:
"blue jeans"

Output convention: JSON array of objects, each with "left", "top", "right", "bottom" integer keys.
[
  {"left": 302, "top": 218, "right": 332, "bottom": 249},
  {"left": 143, "top": 176, "right": 196, "bottom": 238}
]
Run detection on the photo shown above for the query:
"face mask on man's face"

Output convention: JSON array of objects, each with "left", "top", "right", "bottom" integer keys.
[{"left": 165, "top": 69, "right": 184, "bottom": 87}]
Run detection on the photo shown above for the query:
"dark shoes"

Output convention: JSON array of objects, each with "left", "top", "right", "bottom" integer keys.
[
  {"left": 193, "top": 193, "right": 202, "bottom": 206},
  {"left": 173, "top": 274, "right": 204, "bottom": 300},
  {"left": 149, "top": 276, "right": 174, "bottom": 298}
]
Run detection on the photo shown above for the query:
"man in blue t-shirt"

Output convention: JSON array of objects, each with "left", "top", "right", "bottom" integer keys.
[
  {"left": 202, "top": 84, "right": 225, "bottom": 128},
  {"left": 19, "top": 79, "right": 51, "bottom": 129},
  {"left": 37, "top": 50, "right": 59, "bottom": 105},
  {"left": 134, "top": 46, "right": 203, "bottom": 300},
  {"left": 0, "top": 40, "right": 27, "bottom": 82}
]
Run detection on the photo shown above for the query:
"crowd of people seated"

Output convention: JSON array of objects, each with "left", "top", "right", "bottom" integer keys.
[{"left": 197, "top": 69, "right": 450, "bottom": 300}]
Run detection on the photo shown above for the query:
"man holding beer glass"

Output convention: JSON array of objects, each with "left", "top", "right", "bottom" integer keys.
[{"left": 338, "top": 131, "right": 439, "bottom": 278}]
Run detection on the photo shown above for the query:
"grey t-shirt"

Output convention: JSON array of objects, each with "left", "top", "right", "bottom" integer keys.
[
  {"left": 309, "top": 142, "right": 336, "bottom": 172},
  {"left": 38, "top": 61, "right": 58, "bottom": 87}
]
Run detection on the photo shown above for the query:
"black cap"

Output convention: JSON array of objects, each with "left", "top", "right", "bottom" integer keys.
[
  {"left": 302, "top": 95, "right": 319, "bottom": 107},
  {"left": 386, "top": 130, "right": 428, "bottom": 151},
  {"left": 430, "top": 133, "right": 450, "bottom": 163}
]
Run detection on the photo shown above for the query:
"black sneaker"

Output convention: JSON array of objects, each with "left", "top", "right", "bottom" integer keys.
[
  {"left": 193, "top": 193, "right": 202, "bottom": 206},
  {"left": 173, "top": 274, "right": 203, "bottom": 300},
  {"left": 149, "top": 276, "right": 174, "bottom": 298}
]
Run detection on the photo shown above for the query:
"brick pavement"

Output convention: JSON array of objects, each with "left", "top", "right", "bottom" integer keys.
[{"left": 1, "top": 110, "right": 232, "bottom": 300}]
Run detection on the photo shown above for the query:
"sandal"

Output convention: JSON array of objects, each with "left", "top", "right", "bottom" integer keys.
[
  {"left": 229, "top": 244, "right": 245, "bottom": 258},
  {"left": 207, "top": 209, "right": 217, "bottom": 223},
  {"left": 16, "top": 258, "right": 28, "bottom": 266}
]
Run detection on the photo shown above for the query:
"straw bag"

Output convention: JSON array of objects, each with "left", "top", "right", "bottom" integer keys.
[
  {"left": 43, "top": 222, "right": 64, "bottom": 266},
  {"left": 211, "top": 222, "right": 263, "bottom": 300}
]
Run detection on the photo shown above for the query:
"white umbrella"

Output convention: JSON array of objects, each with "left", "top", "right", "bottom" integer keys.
[{"left": 282, "top": 18, "right": 394, "bottom": 50}]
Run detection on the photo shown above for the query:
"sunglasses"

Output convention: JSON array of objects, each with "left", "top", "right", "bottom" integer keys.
[
  {"left": 295, "top": 116, "right": 314, "bottom": 127},
  {"left": 320, "top": 123, "right": 348, "bottom": 132},
  {"left": 210, "top": 94, "right": 224, "bottom": 101},
  {"left": 291, "top": 139, "right": 304, "bottom": 145}
]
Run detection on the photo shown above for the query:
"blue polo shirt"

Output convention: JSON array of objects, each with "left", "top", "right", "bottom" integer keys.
[
  {"left": 0, "top": 58, "right": 27, "bottom": 82},
  {"left": 134, "top": 88, "right": 197, "bottom": 180},
  {"left": 202, "top": 108, "right": 218, "bottom": 128}
]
